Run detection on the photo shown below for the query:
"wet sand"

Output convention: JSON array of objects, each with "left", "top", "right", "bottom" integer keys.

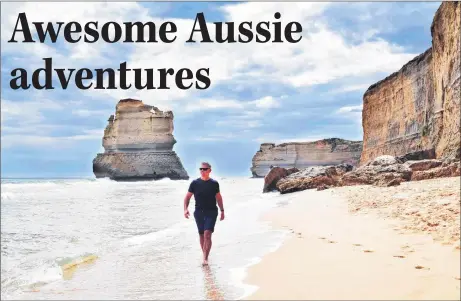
[{"left": 243, "top": 177, "right": 460, "bottom": 300}]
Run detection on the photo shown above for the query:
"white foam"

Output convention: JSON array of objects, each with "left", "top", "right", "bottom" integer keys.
[
  {"left": 230, "top": 229, "right": 290, "bottom": 300},
  {"left": 29, "top": 264, "right": 63, "bottom": 285},
  {"left": 230, "top": 257, "right": 263, "bottom": 300},
  {"left": 1, "top": 192, "right": 16, "bottom": 200},
  {"left": 123, "top": 222, "right": 188, "bottom": 247}
]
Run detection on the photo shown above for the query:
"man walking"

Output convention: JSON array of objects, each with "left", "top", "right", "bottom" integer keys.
[{"left": 183, "top": 162, "right": 225, "bottom": 265}]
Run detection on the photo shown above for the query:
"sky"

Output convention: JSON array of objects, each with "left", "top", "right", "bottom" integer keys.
[{"left": 1, "top": 1, "right": 441, "bottom": 178}]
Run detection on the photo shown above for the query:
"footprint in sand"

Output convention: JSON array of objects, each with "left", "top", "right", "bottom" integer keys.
[
  {"left": 318, "top": 237, "right": 326, "bottom": 240},
  {"left": 327, "top": 240, "right": 337, "bottom": 244},
  {"left": 400, "top": 245, "right": 415, "bottom": 254},
  {"left": 363, "top": 249, "right": 374, "bottom": 253},
  {"left": 415, "top": 265, "right": 430, "bottom": 270},
  {"left": 352, "top": 243, "right": 362, "bottom": 247},
  {"left": 393, "top": 255, "right": 406, "bottom": 258}
]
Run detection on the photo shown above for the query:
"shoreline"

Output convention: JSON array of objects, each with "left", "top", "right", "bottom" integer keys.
[{"left": 242, "top": 177, "right": 460, "bottom": 300}]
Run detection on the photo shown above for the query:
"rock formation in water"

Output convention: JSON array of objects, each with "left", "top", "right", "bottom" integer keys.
[
  {"left": 92, "top": 98, "right": 189, "bottom": 180},
  {"left": 251, "top": 138, "right": 363, "bottom": 177},
  {"left": 360, "top": 2, "right": 460, "bottom": 165}
]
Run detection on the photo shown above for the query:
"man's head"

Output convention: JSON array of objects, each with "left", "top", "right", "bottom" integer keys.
[{"left": 199, "top": 162, "right": 212, "bottom": 178}]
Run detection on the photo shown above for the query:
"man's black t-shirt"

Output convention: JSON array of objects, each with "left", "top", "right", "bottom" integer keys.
[{"left": 188, "top": 178, "right": 220, "bottom": 211}]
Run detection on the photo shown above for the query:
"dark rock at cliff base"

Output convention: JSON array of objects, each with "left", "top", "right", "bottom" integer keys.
[
  {"left": 263, "top": 166, "right": 299, "bottom": 193},
  {"left": 341, "top": 156, "right": 412, "bottom": 187},
  {"left": 396, "top": 149, "right": 436, "bottom": 163},
  {"left": 404, "top": 159, "right": 443, "bottom": 172},
  {"left": 411, "top": 161, "right": 460, "bottom": 181},
  {"left": 275, "top": 164, "right": 353, "bottom": 194}
]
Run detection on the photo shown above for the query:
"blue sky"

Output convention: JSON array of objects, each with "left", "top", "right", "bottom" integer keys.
[{"left": 1, "top": 1, "right": 440, "bottom": 178}]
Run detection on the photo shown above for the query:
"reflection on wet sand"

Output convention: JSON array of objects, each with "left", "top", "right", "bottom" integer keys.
[
  {"left": 61, "top": 254, "right": 98, "bottom": 280},
  {"left": 202, "top": 265, "right": 225, "bottom": 300}
]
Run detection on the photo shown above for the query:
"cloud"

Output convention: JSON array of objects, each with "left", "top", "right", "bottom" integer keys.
[
  {"left": 336, "top": 104, "right": 363, "bottom": 114},
  {"left": 1, "top": 98, "right": 63, "bottom": 124},
  {"left": 216, "top": 119, "right": 262, "bottom": 129},
  {"left": 183, "top": 94, "right": 281, "bottom": 113},
  {"left": 193, "top": 133, "right": 239, "bottom": 142},
  {"left": 1, "top": 2, "right": 420, "bottom": 110},
  {"left": 335, "top": 104, "right": 363, "bottom": 124},
  {"left": 71, "top": 109, "right": 112, "bottom": 117},
  {"left": 328, "top": 84, "right": 371, "bottom": 94},
  {"left": 1, "top": 129, "right": 104, "bottom": 149},
  {"left": 251, "top": 96, "right": 280, "bottom": 109},
  {"left": 184, "top": 98, "right": 245, "bottom": 112}
]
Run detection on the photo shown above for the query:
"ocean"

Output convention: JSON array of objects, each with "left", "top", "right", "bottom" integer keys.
[{"left": 1, "top": 177, "right": 289, "bottom": 300}]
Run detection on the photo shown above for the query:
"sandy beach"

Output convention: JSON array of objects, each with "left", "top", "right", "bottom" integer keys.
[{"left": 243, "top": 177, "right": 460, "bottom": 300}]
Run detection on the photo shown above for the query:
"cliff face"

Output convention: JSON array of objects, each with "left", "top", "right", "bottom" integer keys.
[
  {"left": 431, "top": 2, "right": 461, "bottom": 160},
  {"left": 360, "top": 2, "right": 460, "bottom": 165},
  {"left": 93, "top": 99, "right": 189, "bottom": 180},
  {"left": 251, "top": 138, "right": 363, "bottom": 177}
]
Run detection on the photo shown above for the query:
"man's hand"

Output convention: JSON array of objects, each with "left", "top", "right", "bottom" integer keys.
[
  {"left": 184, "top": 209, "right": 190, "bottom": 219},
  {"left": 220, "top": 211, "right": 225, "bottom": 221}
]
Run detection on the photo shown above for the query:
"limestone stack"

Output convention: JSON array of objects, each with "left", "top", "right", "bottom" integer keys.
[
  {"left": 92, "top": 98, "right": 189, "bottom": 180},
  {"left": 360, "top": 2, "right": 460, "bottom": 165},
  {"left": 250, "top": 138, "right": 363, "bottom": 177}
]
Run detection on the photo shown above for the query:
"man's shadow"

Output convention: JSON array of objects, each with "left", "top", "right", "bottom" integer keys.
[{"left": 202, "top": 265, "right": 225, "bottom": 300}]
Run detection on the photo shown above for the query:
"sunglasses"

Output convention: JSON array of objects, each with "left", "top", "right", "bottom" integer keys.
[{"left": 199, "top": 168, "right": 210, "bottom": 171}]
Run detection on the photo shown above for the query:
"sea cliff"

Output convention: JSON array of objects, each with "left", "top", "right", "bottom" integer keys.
[
  {"left": 360, "top": 2, "right": 460, "bottom": 165},
  {"left": 251, "top": 138, "right": 363, "bottom": 178}
]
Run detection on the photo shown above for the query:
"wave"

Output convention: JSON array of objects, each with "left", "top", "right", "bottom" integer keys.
[
  {"left": 123, "top": 222, "right": 189, "bottom": 247},
  {"left": 1, "top": 253, "right": 99, "bottom": 299}
]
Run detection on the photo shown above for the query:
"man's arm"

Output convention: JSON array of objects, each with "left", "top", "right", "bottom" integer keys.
[
  {"left": 184, "top": 192, "right": 193, "bottom": 218},
  {"left": 216, "top": 192, "right": 224, "bottom": 212},
  {"left": 216, "top": 192, "right": 225, "bottom": 221}
]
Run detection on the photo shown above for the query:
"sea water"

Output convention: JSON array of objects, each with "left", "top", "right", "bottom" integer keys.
[{"left": 1, "top": 177, "right": 289, "bottom": 300}]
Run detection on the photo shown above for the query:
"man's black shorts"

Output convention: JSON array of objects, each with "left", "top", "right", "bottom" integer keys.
[{"left": 194, "top": 209, "right": 218, "bottom": 234}]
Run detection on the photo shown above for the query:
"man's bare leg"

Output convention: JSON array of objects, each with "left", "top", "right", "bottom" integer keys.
[
  {"left": 203, "top": 230, "right": 213, "bottom": 265},
  {"left": 199, "top": 234, "right": 205, "bottom": 253}
]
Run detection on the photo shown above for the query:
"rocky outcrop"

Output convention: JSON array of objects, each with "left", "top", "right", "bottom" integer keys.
[
  {"left": 251, "top": 138, "right": 363, "bottom": 177},
  {"left": 404, "top": 159, "right": 442, "bottom": 171},
  {"left": 263, "top": 167, "right": 299, "bottom": 193},
  {"left": 360, "top": 2, "right": 460, "bottom": 165},
  {"left": 341, "top": 156, "right": 412, "bottom": 187},
  {"left": 265, "top": 156, "right": 460, "bottom": 194},
  {"left": 92, "top": 99, "right": 189, "bottom": 180},
  {"left": 411, "top": 161, "right": 460, "bottom": 181},
  {"left": 269, "top": 164, "right": 353, "bottom": 194},
  {"left": 279, "top": 164, "right": 354, "bottom": 193}
]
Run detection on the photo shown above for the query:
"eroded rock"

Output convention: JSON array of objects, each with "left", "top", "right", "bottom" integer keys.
[
  {"left": 263, "top": 167, "right": 299, "bottom": 193},
  {"left": 341, "top": 156, "right": 412, "bottom": 187},
  {"left": 92, "top": 99, "right": 189, "bottom": 181},
  {"left": 405, "top": 159, "right": 443, "bottom": 171},
  {"left": 411, "top": 161, "right": 460, "bottom": 181},
  {"left": 275, "top": 164, "right": 353, "bottom": 194}
]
